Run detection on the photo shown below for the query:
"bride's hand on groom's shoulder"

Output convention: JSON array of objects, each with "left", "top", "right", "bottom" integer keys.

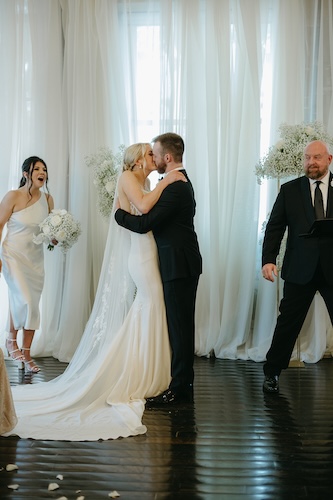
[{"left": 164, "top": 170, "right": 187, "bottom": 185}]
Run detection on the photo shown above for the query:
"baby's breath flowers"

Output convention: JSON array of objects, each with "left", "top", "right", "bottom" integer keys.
[
  {"left": 85, "top": 145, "right": 125, "bottom": 218},
  {"left": 33, "top": 209, "right": 81, "bottom": 254},
  {"left": 255, "top": 121, "right": 333, "bottom": 184}
]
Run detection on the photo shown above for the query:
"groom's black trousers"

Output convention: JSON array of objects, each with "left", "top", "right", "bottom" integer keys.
[
  {"left": 264, "top": 263, "right": 333, "bottom": 377},
  {"left": 163, "top": 275, "right": 199, "bottom": 396}
]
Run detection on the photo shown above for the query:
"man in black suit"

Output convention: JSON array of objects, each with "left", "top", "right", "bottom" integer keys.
[
  {"left": 262, "top": 140, "right": 333, "bottom": 394},
  {"left": 115, "top": 132, "right": 202, "bottom": 405}
]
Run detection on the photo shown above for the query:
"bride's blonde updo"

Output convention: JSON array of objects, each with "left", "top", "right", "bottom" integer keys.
[{"left": 122, "top": 143, "right": 151, "bottom": 172}]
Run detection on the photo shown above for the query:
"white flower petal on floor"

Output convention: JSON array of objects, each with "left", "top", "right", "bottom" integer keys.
[
  {"left": 48, "top": 482, "right": 60, "bottom": 491},
  {"left": 6, "top": 464, "right": 18, "bottom": 471},
  {"left": 108, "top": 491, "right": 120, "bottom": 498}
]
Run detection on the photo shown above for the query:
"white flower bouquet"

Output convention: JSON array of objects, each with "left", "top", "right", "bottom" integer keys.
[
  {"left": 255, "top": 121, "right": 333, "bottom": 184},
  {"left": 85, "top": 145, "right": 125, "bottom": 218},
  {"left": 33, "top": 209, "right": 82, "bottom": 253}
]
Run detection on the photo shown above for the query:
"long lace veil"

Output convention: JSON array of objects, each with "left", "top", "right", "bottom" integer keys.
[
  {"left": 59, "top": 178, "right": 135, "bottom": 380},
  {"left": 14, "top": 177, "right": 135, "bottom": 392}
]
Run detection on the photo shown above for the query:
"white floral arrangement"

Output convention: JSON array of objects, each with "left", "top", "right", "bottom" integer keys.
[
  {"left": 255, "top": 121, "right": 333, "bottom": 184},
  {"left": 33, "top": 209, "right": 82, "bottom": 253},
  {"left": 85, "top": 145, "right": 125, "bottom": 218}
]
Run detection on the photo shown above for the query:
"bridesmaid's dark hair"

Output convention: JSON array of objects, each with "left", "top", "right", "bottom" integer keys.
[{"left": 19, "top": 156, "right": 50, "bottom": 199}]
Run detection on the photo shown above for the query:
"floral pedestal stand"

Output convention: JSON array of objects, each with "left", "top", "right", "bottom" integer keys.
[{"left": 288, "top": 339, "right": 304, "bottom": 367}]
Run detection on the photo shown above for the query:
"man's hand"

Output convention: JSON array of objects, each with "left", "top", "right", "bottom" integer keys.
[{"left": 262, "top": 263, "right": 278, "bottom": 282}]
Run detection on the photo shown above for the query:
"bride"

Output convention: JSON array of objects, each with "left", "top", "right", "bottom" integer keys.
[{"left": 4, "top": 143, "right": 185, "bottom": 441}]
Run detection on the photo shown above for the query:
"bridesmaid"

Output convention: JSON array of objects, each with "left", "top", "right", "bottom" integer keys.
[{"left": 0, "top": 157, "right": 54, "bottom": 373}]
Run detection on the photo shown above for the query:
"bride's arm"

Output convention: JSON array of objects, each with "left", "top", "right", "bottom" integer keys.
[{"left": 119, "top": 170, "right": 186, "bottom": 214}]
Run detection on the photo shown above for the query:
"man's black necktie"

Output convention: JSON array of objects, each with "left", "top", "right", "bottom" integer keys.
[{"left": 314, "top": 181, "right": 325, "bottom": 219}]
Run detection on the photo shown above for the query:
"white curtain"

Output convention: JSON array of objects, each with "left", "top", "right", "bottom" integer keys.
[
  {"left": 0, "top": 0, "right": 332, "bottom": 364},
  {"left": 0, "top": 0, "right": 68, "bottom": 355}
]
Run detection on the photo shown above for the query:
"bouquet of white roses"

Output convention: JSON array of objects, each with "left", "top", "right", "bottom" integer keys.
[
  {"left": 33, "top": 209, "right": 82, "bottom": 254},
  {"left": 85, "top": 145, "right": 125, "bottom": 218}
]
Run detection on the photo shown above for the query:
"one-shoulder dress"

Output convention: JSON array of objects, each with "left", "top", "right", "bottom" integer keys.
[{"left": 1, "top": 193, "right": 49, "bottom": 330}]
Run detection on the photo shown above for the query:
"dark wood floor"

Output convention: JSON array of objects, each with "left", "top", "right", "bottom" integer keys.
[{"left": 1, "top": 355, "right": 333, "bottom": 499}]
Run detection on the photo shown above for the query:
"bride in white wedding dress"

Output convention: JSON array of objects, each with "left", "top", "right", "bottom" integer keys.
[{"left": 4, "top": 143, "right": 186, "bottom": 441}]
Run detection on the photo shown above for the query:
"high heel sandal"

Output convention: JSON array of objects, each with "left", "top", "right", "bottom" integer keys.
[
  {"left": 5, "top": 338, "right": 25, "bottom": 369},
  {"left": 21, "top": 348, "right": 40, "bottom": 373}
]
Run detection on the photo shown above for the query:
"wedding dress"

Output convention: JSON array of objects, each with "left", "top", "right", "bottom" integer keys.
[
  {"left": 5, "top": 201, "right": 171, "bottom": 441},
  {"left": 1, "top": 194, "right": 49, "bottom": 330}
]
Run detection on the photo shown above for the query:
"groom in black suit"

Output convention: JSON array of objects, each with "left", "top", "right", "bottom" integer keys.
[
  {"left": 115, "top": 132, "right": 202, "bottom": 405},
  {"left": 262, "top": 140, "right": 333, "bottom": 394}
]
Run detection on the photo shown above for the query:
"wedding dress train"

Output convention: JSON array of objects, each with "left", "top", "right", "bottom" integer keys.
[{"left": 5, "top": 210, "right": 171, "bottom": 440}]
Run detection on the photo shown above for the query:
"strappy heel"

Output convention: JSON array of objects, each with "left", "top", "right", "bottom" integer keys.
[
  {"left": 21, "top": 348, "right": 40, "bottom": 373},
  {"left": 5, "top": 338, "right": 25, "bottom": 369}
]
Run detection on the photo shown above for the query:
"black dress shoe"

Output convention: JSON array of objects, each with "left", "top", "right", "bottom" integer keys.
[
  {"left": 263, "top": 375, "right": 279, "bottom": 394},
  {"left": 146, "top": 389, "right": 193, "bottom": 407}
]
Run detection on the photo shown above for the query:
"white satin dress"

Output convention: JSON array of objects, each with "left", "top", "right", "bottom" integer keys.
[
  {"left": 6, "top": 206, "right": 171, "bottom": 440},
  {"left": 1, "top": 194, "right": 49, "bottom": 330}
]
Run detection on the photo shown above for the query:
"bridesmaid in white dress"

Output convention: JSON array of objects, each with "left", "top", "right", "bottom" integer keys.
[
  {"left": 0, "top": 156, "right": 54, "bottom": 373},
  {"left": 3, "top": 144, "right": 186, "bottom": 441}
]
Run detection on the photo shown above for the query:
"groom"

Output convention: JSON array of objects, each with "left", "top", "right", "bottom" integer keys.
[{"left": 115, "top": 132, "right": 202, "bottom": 405}]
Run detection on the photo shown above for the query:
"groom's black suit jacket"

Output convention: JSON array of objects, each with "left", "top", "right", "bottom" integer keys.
[
  {"left": 115, "top": 170, "right": 202, "bottom": 282},
  {"left": 262, "top": 172, "right": 333, "bottom": 286}
]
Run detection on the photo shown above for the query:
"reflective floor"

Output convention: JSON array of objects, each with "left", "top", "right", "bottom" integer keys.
[{"left": 1, "top": 355, "right": 333, "bottom": 499}]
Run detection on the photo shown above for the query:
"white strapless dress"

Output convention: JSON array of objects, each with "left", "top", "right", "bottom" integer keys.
[
  {"left": 1, "top": 194, "right": 49, "bottom": 330},
  {"left": 6, "top": 211, "right": 171, "bottom": 440}
]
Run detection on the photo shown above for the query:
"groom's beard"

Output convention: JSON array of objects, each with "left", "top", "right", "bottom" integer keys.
[{"left": 156, "top": 161, "right": 167, "bottom": 174}]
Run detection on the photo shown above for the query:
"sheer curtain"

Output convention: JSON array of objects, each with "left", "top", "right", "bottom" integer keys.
[
  {"left": 188, "top": 0, "right": 266, "bottom": 358},
  {"left": 0, "top": 0, "right": 332, "bottom": 364},
  {"left": 0, "top": 0, "right": 67, "bottom": 355}
]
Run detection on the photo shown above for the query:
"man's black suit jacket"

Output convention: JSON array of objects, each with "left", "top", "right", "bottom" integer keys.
[
  {"left": 115, "top": 171, "right": 202, "bottom": 283},
  {"left": 262, "top": 172, "right": 333, "bottom": 286}
]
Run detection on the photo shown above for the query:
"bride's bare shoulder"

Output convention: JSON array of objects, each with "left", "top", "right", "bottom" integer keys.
[{"left": 119, "top": 169, "right": 134, "bottom": 180}]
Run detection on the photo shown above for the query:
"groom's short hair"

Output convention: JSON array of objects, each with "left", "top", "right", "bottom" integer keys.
[{"left": 152, "top": 132, "right": 184, "bottom": 163}]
